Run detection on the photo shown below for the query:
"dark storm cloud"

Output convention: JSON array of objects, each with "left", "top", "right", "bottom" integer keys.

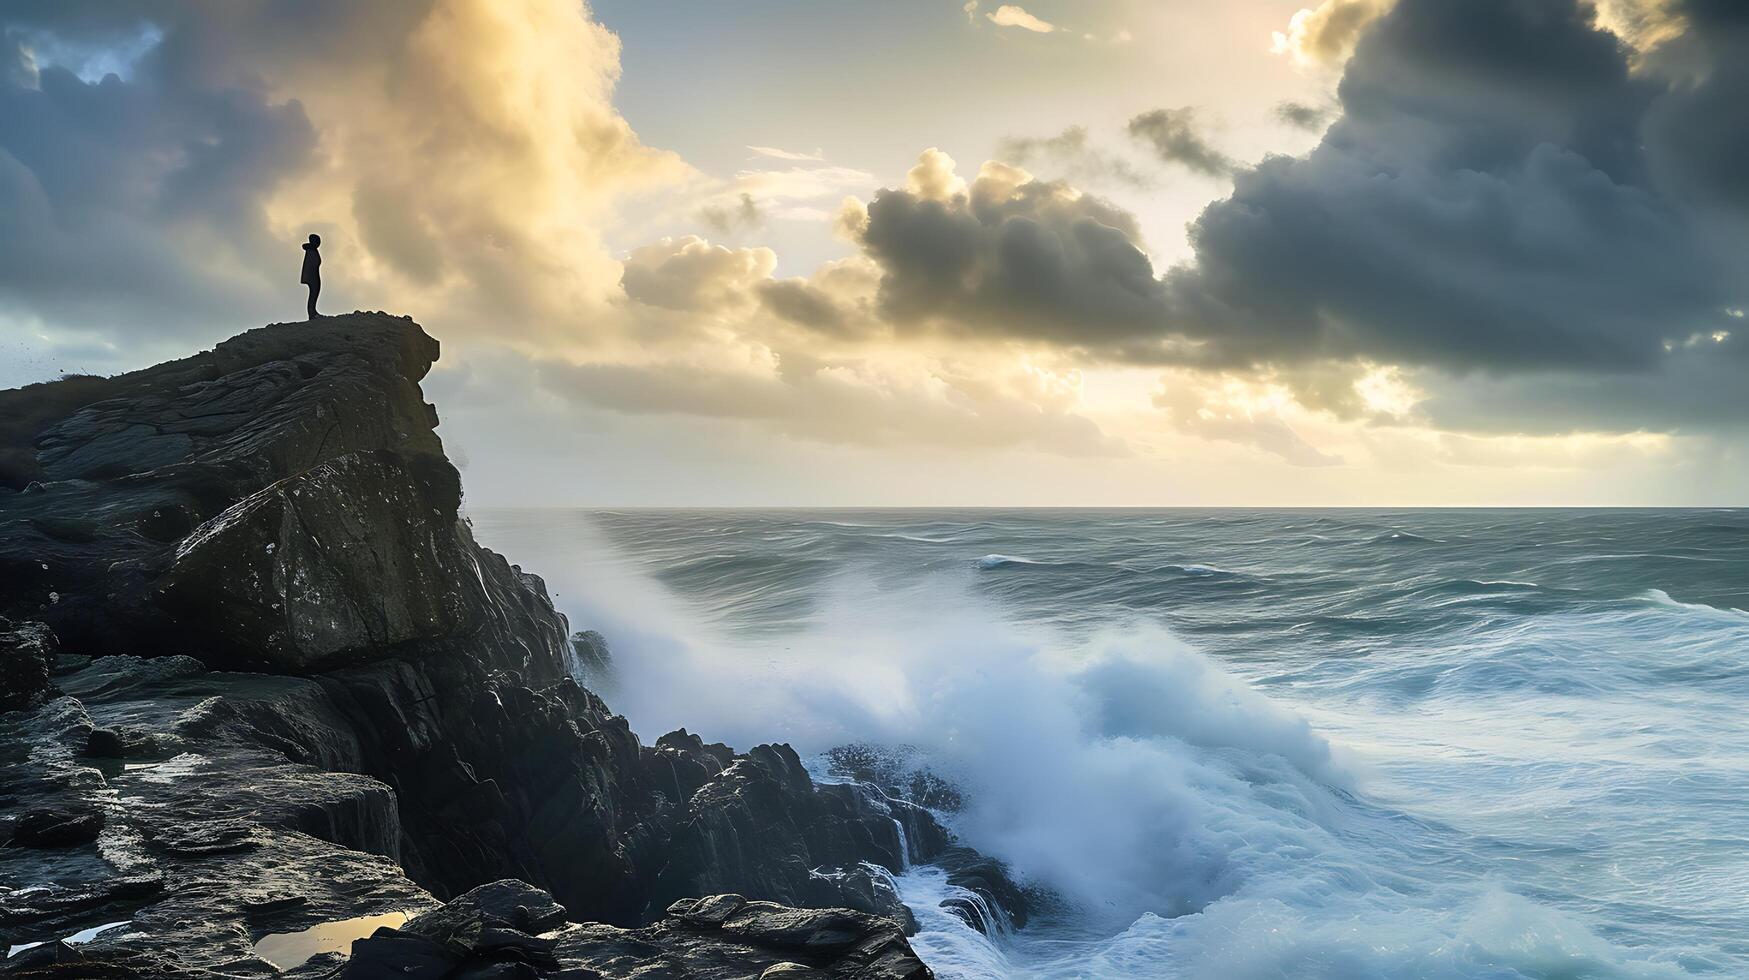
[
  {"left": 0, "top": 24, "right": 315, "bottom": 335},
  {"left": 1, "top": 1, "right": 681, "bottom": 359},
  {"left": 1164, "top": 0, "right": 1734, "bottom": 376},
  {"left": 1414, "top": 335, "right": 1749, "bottom": 435},
  {"left": 1125, "top": 108, "right": 1234, "bottom": 177},
  {"left": 850, "top": 0, "right": 1749, "bottom": 433},
  {"left": 855, "top": 167, "right": 1170, "bottom": 346},
  {"left": 1641, "top": 0, "right": 1749, "bottom": 216}
]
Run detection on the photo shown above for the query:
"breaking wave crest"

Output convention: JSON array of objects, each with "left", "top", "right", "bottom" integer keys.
[{"left": 469, "top": 508, "right": 1747, "bottom": 979}]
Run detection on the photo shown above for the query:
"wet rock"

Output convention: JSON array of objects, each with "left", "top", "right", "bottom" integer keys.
[
  {"left": 0, "top": 314, "right": 448, "bottom": 655},
  {"left": 322, "top": 884, "right": 932, "bottom": 979},
  {"left": 719, "top": 903, "right": 887, "bottom": 952},
  {"left": 650, "top": 743, "right": 952, "bottom": 922},
  {"left": 822, "top": 745, "right": 1033, "bottom": 930},
  {"left": 156, "top": 449, "right": 502, "bottom": 672},
  {"left": 9, "top": 802, "right": 105, "bottom": 848},
  {"left": 934, "top": 845, "right": 1030, "bottom": 932},
  {"left": 805, "top": 865, "right": 916, "bottom": 935},
  {"left": 0, "top": 314, "right": 1013, "bottom": 978},
  {"left": 825, "top": 744, "right": 963, "bottom": 814},
  {"left": 568, "top": 629, "right": 618, "bottom": 692},
  {"left": 83, "top": 726, "right": 127, "bottom": 758},
  {"left": 670, "top": 893, "right": 748, "bottom": 927},
  {"left": 0, "top": 617, "right": 58, "bottom": 712},
  {"left": 552, "top": 890, "right": 931, "bottom": 980}
]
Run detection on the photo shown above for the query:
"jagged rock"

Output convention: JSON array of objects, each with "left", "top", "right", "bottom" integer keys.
[
  {"left": 307, "top": 887, "right": 931, "bottom": 980},
  {"left": 647, "top": 742, "right": 959, "bottom": 929},
  {"left": 805, "top": 865, "right": 916, "bottom": 935},
  {"left": 823, "top": 744, "right": 1034, "bottom": 930},
  {"left": 0, "top": 314, "right": 456, "bottom": 658},
  {"left": 9, "top": 802, "right": 105, "bottom": 848},
  {"left": 0, "top": 659, "right": 432, "bottom": 975},
  {"left": 0, "top": 314, "right": 1015, "bottom": 977},
  {"left": 671, "top": 893, "right": 749, "bottom": 927},
  {"left": 933, "top": 845, "right": 1031, "bottom": 932},
  {"left": 157, "top": 448, "right": 507, "bottom": 672},
  {"left": 569, "top": 629, "right": 618, "bottom": 692},
  {"left": 826, "top": 744, "right": 963, "bottom": 813},
  {"left": 0, "top": 617, "right": 58, "bottom": 711},
  {"left": 644, "top": 728, "right": 733, "bottom": 807}
]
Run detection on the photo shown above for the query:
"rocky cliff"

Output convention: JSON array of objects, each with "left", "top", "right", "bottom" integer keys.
[{"left": 0, "top": 314, "right": 1024, "bottom": 978}]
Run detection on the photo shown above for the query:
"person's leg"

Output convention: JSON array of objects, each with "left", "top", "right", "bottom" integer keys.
[{"left": 307, "top": 281, "right": 320, "bottom": 319}]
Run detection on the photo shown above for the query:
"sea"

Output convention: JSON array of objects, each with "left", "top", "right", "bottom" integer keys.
[{"left": 469, "top": 508, "right": 1749, "bottom": 979}]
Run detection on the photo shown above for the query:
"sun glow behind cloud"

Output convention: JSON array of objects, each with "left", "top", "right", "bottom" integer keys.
[{"left": 1, "top": 0, "right": 1747, "bottom": 504}]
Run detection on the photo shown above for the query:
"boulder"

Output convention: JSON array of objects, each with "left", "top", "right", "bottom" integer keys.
[{"left": 156, "top": 449, "right": 482, "bottom": 672}]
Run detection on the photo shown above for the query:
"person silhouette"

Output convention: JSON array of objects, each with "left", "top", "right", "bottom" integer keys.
[{"left": 300, "top": 234, "right": 322, "bottom": 319}]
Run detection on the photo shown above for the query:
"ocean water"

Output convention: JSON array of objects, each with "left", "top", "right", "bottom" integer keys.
[{"left": 469, "top": 508, "right": 1749, "bottom": 979}]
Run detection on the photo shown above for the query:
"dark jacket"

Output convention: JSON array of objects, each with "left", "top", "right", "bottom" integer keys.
[{"left": 300, "top": 243, "right": 321, "bottom": 284}]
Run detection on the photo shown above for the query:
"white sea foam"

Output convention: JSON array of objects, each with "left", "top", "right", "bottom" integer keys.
[
  {"left": 975, "top": 554, "right": 1043, "bottom": 569},
  {"left": 474, "top": 512, "right": 1719, "bottom": 979},
  {"left": 1641, "top": 587, "right": 1749, "bottom": 618}
]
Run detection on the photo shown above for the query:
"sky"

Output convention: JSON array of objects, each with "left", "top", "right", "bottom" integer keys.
[{"left": 1, "top": 0, "right": 1747, "bottom": 506}]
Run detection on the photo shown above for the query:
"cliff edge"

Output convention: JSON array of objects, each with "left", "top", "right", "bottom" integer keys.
[{"left": 0, "top": 314, "right": 1023, "bottom": 978}]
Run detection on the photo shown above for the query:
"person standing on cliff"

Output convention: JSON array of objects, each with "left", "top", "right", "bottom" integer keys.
[{"left": 300, "top": 234, "right": 322, "bottom": 319}]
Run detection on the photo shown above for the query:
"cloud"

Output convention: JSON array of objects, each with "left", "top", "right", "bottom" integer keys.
[
  {"left": 849, "top": 152, "right": 1170, "bottom": 346},
  {"left": 0, "top": 0, "right": 685, "bottom": 348},
  {"left": 747, "top": 257, "right": 882, "bottom": 339},
  {"left": 1642, "top": 0, "right": 1749, "bottom": 216},
  {"left": 986, "top": 5, "right": 1057, "bottom": 33},
  {"left": 730, "top": 164, "right": 877, "bottom": 221},
  {"left": 1154, "top": 380, "right": 1342, "bottom": 466},
  {"left": 747, "top": 145, "right": 825, "bottom": 163},
  {"left": 1273, "top": 100, "right": 1333, "bottom": 130},
  {"left": 904, "top": 147, "right": 968, "bottom": 202},
  {"left": 1165, "top": 0, "right": 1733, "bottom": 378},
  {"left": 1271, "top": 0, "right": 1390, "bottom": 67},
  {"left": 620, "top": 236, "right": 775, "bottom": 313},
  {"left": 537, "top": 354, "right": 1127, "bottom": 457},
  {"left": 832, "top": 0, "right": 1749, "bottom": 439},
  {"left": 1430, "top": 430, "right": 1673, "bottom": 470},
  {"left": 7, "top": 0, "right": 1749, "bottom": 479},
  {"left": 998, "top": 126, "right": 1150, "bottom": 188},
  {"left": 699, "top": 192, "right": 765, "bottom": 234},
  {"left": 0, "top": 25, "right": 317, "bottom": 338},
  {"left": 1125, "top": 108, "right": 1233, "bottom": 177},
  {"left": 757, "top": 279, "right": 848, "bottom": 333}
]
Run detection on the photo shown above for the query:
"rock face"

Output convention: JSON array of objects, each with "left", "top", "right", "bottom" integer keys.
[
  {"left": 0, "top": 617, "right": 58, "bottom": 711},
  {"left": 0, "top": 316, "right": 448, "bottom": 659},
  {"left": 0, "top": 314, "right": 1025, "bottom": 977}
]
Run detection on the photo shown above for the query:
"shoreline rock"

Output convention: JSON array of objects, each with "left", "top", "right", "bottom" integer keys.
[{"left": 0, "top": 313, "right": 1021, "bottom": 977}]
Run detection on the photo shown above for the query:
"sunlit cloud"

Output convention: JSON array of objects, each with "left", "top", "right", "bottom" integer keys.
[
  {"left": 747, "top": 145, "right": 826, "bottom": 163},
  {"left": 3, "top": 0, "right": 1748, "bottom": 503},
  {"left": 1270, "top": 0, "right": 1389, "bottom": 66},
  {"left": 986, "top": 5, "right": 1058, "bottom": 33}
]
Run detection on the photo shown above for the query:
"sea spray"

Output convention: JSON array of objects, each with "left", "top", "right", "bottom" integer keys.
[{"left": 471, "top": 508, "right": 1745, "bottom": 978}]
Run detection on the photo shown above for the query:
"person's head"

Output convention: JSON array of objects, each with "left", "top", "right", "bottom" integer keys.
[{"left": 308, "top": 233, "right": 321, "bottom": 247}]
